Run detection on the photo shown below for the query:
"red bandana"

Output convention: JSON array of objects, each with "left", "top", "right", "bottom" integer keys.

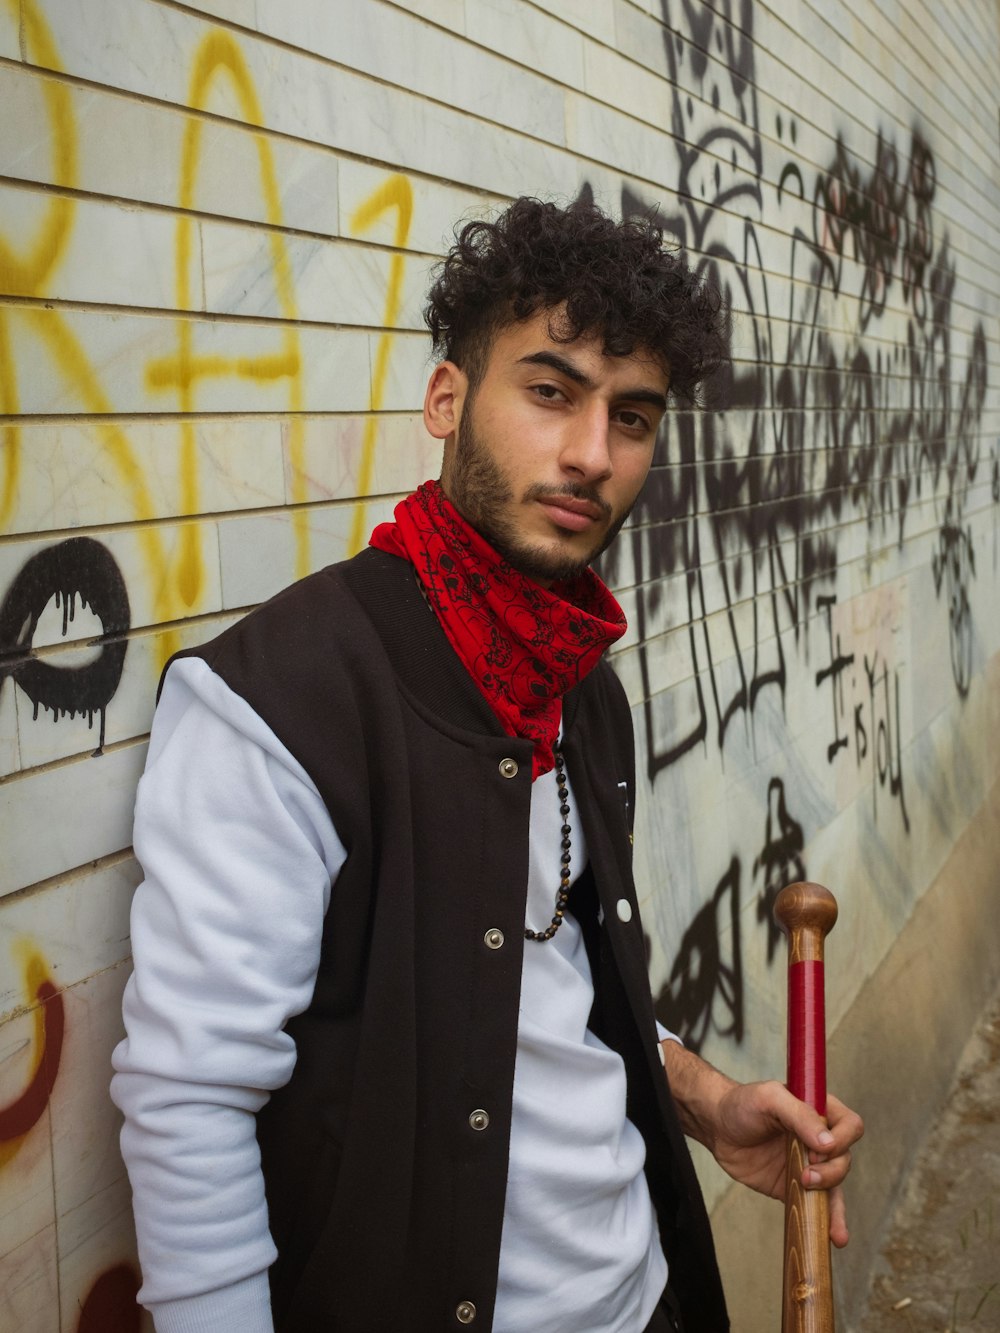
[{"left": 369, "top": 480, "right": 627, "bottom": 780}]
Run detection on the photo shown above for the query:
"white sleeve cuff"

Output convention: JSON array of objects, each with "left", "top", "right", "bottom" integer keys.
[{"left": 150, "top": 1271, "right": 273, "bottom": 1333}]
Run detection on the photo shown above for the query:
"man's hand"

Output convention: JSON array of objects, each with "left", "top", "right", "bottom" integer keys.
[{"left": 660, "top": 1040, "right": 864, "bottom": 1247}]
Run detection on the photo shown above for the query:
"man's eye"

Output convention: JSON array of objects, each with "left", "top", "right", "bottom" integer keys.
[
  {"left": 532, "top": 383, "right": 564, "bottom": 401},
  {"left": 616, "top": 410, "right": 649, "bottom": 430}
]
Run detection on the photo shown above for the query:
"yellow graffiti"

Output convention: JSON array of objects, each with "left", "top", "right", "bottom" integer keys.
[
  {"left": 0, "top": 941, "right": 64, "bottom": 1171},
  {"left": 20, "top": 304, "right": 172, "bottom": 614},
  {"left": 0, "top": 0, "right": 77, "bottom": 526},
  {"left": 0, "top": 309, "right": 19, "bottom": 527},
  {"left": 348, "top": 175, "right": 413, "bottom": 554},
  {"left": 2, "top": 13, "right": 415, "bottom": 684},
  {"left": 0, "top": 0, "right": 173, "bottom": 649},
  {"left": 145, "top": 30, "right": 308, "bottom": 599},
  {"left": 0, "top": 0, "right": 76, "bottom": 296}
]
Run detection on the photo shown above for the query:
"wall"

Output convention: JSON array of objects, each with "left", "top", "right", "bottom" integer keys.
[{"left": 1, "top": 1, "right": 997, "bottom": 1329}]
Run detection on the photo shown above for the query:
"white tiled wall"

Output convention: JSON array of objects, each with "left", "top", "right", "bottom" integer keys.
[{"left": 1, "top": 0, "right": 998, "bottom": 1325}]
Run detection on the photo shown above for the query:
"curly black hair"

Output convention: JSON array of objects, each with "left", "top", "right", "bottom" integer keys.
[{"left": 424, "top": 197, "right": 729, "bottom": 402}]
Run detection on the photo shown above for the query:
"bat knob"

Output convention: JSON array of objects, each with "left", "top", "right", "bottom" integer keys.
[{"left": 774, "top": 881, "right": 838, "bottom": 940}]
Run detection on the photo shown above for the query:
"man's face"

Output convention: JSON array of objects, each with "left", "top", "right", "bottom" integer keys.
[{"left": 432, "top": 309, "right": 668, "bottom": 584}]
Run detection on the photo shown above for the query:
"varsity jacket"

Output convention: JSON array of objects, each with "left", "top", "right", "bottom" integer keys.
[{"left": 172, "top": 547, "right": 730, "bottom": 1333}]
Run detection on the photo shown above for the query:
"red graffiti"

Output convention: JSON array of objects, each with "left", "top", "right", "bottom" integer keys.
[
  {"left": 77, "top": 1263, "right": 141, "bottom": 1333},
  {"left": 0, "top": 975, "right": 64, "bottom": 1141}
]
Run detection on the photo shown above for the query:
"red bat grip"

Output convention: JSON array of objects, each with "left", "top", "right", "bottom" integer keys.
[{"left": 787, "top": 960, "right": 827, "bottom": 1113}]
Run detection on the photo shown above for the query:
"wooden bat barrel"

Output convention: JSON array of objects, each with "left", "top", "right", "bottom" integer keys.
[{"left": 774, "top": 881, "right": 838, "bottom": 1333}]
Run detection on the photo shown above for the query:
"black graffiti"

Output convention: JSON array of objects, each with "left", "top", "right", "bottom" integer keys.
[
  {"left": 862, "top": 652, "right": 910, "bottom": 832},
  {"left": 593, "top": 1, "right": 994, "bottom": 781},
  {"left": 810, "top": 128, "right": 936, "bottom": 330},
  {"left": 753, "top": 778, "right": 806, "bottom": 963},
  {"left": 932, "top": 521, "right": 975, "bottom": 698},
  {"left": 815, "top": 594, "right": 855, "bottom": 763},
  {"left": 0, "top": 537, "right": 131, "bottom": 754},
  {"left": 813, "top": 596, "right": 910, "bottom": 831},
  {"left": 653, "top": 856, "right": 743, "bottom": 1053}
]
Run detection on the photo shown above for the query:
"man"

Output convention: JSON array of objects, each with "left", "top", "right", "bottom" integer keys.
[{"left": 112, "top": 198, "right": 862, "bottom": 1333}]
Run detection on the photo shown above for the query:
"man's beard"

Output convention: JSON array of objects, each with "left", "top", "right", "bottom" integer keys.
[{"left": 445, "top": 407, "right": 632, "bottom": 584}]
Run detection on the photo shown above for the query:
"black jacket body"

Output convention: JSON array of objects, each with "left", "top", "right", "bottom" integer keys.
[{"left": 174, "top": 548, "right": 729, "bottom": 1332}]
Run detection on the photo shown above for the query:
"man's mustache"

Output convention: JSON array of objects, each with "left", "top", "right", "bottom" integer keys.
[{"left": 522, "top": 483, "right": 613, "bottom": 520}]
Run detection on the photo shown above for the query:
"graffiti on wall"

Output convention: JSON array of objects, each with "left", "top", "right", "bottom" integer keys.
[
  {"left": 653, "top": 769, "right": 809, "bottom": 1049},
  {"left": 596, "top": 0, "right": 996, "bottom": 1041},
  {"left": 816, "top": 594, "right": 910, "bottom": 832},
  {"left": 0, "top": 944, "right": 64, "bottom": 1168},
  {"left": 144, "top": 28, "right": 309, "bottom": 597},
  {"left": 0, "top": 2, "right": 414, "bottom": 769},
  {"left": 347, "top": 173, "right": 414, "bottom": 552},
  {"left": 603, "top": 44, "right": 989, "bottom": 779},
  {"left": 754, "top": 777, "right": 806, "bottom": 963},
  {"left": 0, "top": 538, "right": 130, "bottom": 753},
  {"left": 654, "top": 856, "right": 743, "bottom": 1052},
  {"left": 0, "top": 0, "right": 180, "bottom": 680}
]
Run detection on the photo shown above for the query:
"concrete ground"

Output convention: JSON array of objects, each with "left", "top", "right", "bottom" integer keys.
[{"left": 854, "top": 986, "right": 1000, "bottom": 1332}]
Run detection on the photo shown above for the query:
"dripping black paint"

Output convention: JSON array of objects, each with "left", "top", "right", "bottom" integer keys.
[{"left": 0, "top": 537, "right": 131, "bottom": 755}]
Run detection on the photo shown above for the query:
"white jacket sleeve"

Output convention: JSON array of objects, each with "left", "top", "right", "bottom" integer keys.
[{"left": 111, "top": 656, "right": 347, "bottom": 1332}]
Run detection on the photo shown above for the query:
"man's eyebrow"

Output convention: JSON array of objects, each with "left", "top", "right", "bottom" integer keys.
[
  {"left": 516, "top": 350, "right": 668, "bottom": 411},
  {"left": 617, "top": 387, "right": 669, "bottom": 411},
  {"left": 517, "top": 351, "right": 594, "bottom": 386}
]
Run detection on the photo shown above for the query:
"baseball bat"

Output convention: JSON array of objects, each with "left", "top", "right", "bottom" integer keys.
[{"left": 773, "top": 881, "right": 838, "bottom": 1333}]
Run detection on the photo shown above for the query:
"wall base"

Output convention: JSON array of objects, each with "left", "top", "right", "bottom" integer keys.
[{"left": 708, "top": 777, "right": 1000, "bottom": 1331}]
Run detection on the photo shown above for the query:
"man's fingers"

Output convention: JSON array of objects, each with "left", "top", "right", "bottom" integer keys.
[
  {"left": 827, "top": 1186, "right": 850, "bottom": 1248},
  {"left": 769, "top": 1086, "right": 837, "bottom": 1153},
  {"left": 780, "top": 1089, "right": 864, "bottom": 1155},
  {"left": 802, "top": 1147, "right": 852, "bottom": 1189},
  {"left": 824, "top": 1095, "right": 865, "bottom": 1160}
]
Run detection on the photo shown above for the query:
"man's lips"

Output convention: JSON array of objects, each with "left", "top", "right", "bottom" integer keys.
[{"left": 535, "top": 495, "right": 607, "bottom": 532}]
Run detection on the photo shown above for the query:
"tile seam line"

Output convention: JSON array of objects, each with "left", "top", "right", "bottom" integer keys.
[
  {"left": 0, "top": 470, "right": 987, "bottom": 558},
  {"left": 4, "top": 162, "right": 1000, "bottom": 292},
  {"left": 0, "top": 177, "right": 449, "bottom": 256},
  {"left": 0, "top": 293, "right": 436, "bottom": 332},
  {"left": 4, "top": 224, "right": 1000, "bottom": 324},
  {"left": 0, "top": 731, "right": 147, "bottom": 787},
  {"left": 0, "top": 55, "right": 535, "bottom": 201},
  {"left": 1, "top": 479, "right": 981, "bottom": 575},
  {"left": 8, "top": 602, "right": 255, "bottom": 655},
  {"left": 0, "top": 489, "right": 416, "bottom": 545},
  {"left": 1, "top": 460, "right": 993, "bottom": 541},
  {"left": 6, "top": 53, "right": 999, "bottom": 241},
  {"left": 7, "top": 405, "right": 997, "bottom": 426},
  {"left": 137, "top": 1, "right": 1000, "bottom": 191},
  {"left": 0, "top": 408, "right": 423, "bottom": 424}
]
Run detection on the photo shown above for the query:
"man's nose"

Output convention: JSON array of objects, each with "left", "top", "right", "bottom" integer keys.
[{"left": 559, "top": 405, "right": 613, "bottom": 482}]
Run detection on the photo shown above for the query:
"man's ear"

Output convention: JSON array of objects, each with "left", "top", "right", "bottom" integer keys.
[{"left": 424, "top": 361, "right": 467, "bottom": 441}]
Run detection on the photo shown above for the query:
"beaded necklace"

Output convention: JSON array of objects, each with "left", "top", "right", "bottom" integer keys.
[{"left": 524, "top": 750, "right": 572, "bottom": 943}]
